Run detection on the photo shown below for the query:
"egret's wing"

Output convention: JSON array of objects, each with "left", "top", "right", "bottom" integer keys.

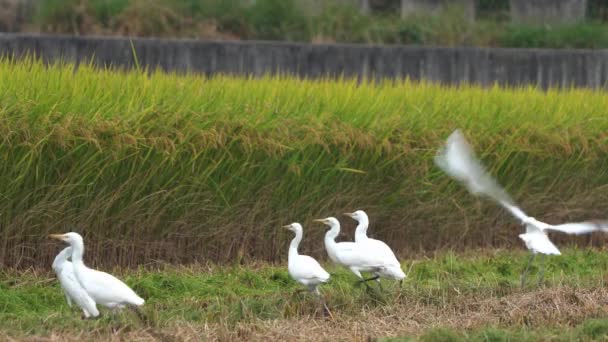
[
  {"left": 545, "top": 221, "right": 608, "bottom": 235},
  {"left": 334, "top": 241, "right": 397, "bottom": 269},
  {"left": 58, "top": 267, "right": 99, "bottom": 316},
  {"left": 82, "top": 269, "right": 145, "bottom": 306},
  {"left": 291, "top": 255, "right": 330, "bottom": 282},
  {"left": 435, "top": 129, "right": 513, "bottom": 204},
  {"left": 435, "top": 130, "right": 531, "bottom": 223},
  {"left": 498, "top": 200, "right": 530, "bottom": 222},
  {"left": 359, "top": 238, "right": 400, "bottom": 266},
  {"left": 332, "top": 242, "right": 371, "bottom": 265},
  {"left": 519, "top": 233, "right": 561, "bottom": 255}
]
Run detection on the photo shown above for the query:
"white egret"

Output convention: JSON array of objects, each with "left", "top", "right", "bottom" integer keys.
[
  {"left": 344, "top": 210, "right": 405, "bottom": 286},
  {"left": 282, "top": 223, "right": 331, "bottom": 316},
  {"left": 52, "top": 247, "right": 100, "bottom": 319},
  {"left": 435, "top": 129, "right": 608, "bottom": 287},
  {"left": 282, "top": 223, "right": 330, "bottom": 295},
  {"left": 49, "top": 232, "right": 145, "bottom": 316},
  {"left": 314, "top": 217, "right": 405, "bottom": 287}
]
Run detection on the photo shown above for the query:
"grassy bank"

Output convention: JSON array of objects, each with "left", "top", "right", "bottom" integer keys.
[
  {"left": 1, "top": 58, "right": 608, "bottom": 267},
  {"left": 3, "top": 0, "right": 608, "bottom": 48},
  {"left": 2, "top": 249, "right": 608, "bottom": 340}
]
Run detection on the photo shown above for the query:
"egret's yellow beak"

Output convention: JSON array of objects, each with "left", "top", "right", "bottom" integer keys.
[
  {"left": 49, "top": 234, "right": 65, "bottom": 240},
  {"left": 313, "top": 219, "right": 326, "bottom": 223},
  {"left": 344, "top": 212, "right": 354, "bottom": 217},
  {"left": 282, "top": 224, "right": 291, "bottom": 229}
]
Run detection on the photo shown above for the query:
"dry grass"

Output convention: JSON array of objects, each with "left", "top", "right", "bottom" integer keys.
[
  {"left": 4, "top": 250, "right": 608, "bottom": 340},
  {"left": 3, "top": 286, "right": 608, "bottom": 341}
]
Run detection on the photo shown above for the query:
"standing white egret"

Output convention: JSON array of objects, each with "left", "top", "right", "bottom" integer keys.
[
  {"left": 314, "top": 217, "right": 405, "bottom": 287},
  {"left": 343, "top": 210, "right": 405, "bottom": 286},
  {"left": 52, "top": 247, "right": 100, "bottom": 319},
  {"left": 49, "top": 232, "right": 145, "bottom": 316},
  {"left": 435, "top": 129, "right": 608, "bottom": 287},
  {"left": 282, "top": 223, "right": 330, "bottom": 295},
  {"left": 282, "top": 223, "right": 331, "bottom": 316}
]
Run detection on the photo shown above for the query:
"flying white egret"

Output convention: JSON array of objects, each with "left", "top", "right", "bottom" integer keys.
[
  {"left": 52, "top": 247, "right": 100, "bottom": 319},
  {"left": 282, "top": 223, "right": 330, "bottom": 295},
  {"left": 343, "top": 210, "right": 405, "bottom": 287},
  {"left": 49, "top": 232, "right": 145, "bottom": 317},
  {"left": 314, "top": 217, "right": 405, "bottom": 287},
  {"left": 435, "top": 129, "right": 608, "bottom": 287}
]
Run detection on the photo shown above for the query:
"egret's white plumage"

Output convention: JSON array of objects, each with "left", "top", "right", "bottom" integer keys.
[
  {"left": 344, "top": 210, "right": 405, "bottom": 281},
  {"left": 434, "top": 129, "right": 608, "bottom": 254},
  {"left": 283, "top": 223, "right": 330, "bottom": 295},
  {"left": 315, "top": 217, "right": 405, "bottom": 283},
  {"left": 49, "top": 233, "right": 145, "bottom": 312},
  {"left": 52, "top": 247, "right": 100, "bottom": 318},
  {"left": 435, "top": 129, "right": 608, "bottom": 285}
]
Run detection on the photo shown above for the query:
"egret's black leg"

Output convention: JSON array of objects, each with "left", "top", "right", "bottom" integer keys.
[{"left": 359, "top": 275, "right": 380, "bottom": 284}]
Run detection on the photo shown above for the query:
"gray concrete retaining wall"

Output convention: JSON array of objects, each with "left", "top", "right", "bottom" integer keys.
[{"left": 0, "top": 33, "right": 607, "bottom": 89}]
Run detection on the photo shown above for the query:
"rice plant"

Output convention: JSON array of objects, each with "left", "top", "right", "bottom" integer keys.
[{"left": 0, "top": 58, "right": 607, "bottom": 268}]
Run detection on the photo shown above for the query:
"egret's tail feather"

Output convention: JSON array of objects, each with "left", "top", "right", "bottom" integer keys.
[{"left": 382, "top": 265, "right": 406, "bottom": 281}]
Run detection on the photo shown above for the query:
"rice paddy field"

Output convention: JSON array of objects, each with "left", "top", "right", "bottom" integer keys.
[{"left": 2, "top": 58, "right": 608, "bottom": 340}]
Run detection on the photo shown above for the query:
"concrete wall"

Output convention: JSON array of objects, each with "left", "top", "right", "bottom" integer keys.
[
  {"left": 510, "top": 0, "right": 587, "bottom": 24},
  {"left": 1, "top": 33, "right": 607, "bottom": 89}
]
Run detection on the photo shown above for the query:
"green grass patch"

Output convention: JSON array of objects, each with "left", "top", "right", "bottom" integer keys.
[{"left": 2, "top": 249, "right": 608, "bottom": 338}]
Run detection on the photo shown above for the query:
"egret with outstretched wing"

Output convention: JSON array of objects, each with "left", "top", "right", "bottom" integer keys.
[{"left": 435, "top": 129, "right": 608, "bottom": 287}]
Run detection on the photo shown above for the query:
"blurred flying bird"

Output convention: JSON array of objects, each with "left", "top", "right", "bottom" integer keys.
[{"left": 434, "top": 129, "right": 608, "bottom": 287}]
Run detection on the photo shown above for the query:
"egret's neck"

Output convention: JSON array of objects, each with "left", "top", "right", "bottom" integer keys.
[
  {"left": 324, "top": 223, "right": 340, "bottom": 248},
  {"left": 354, "top": 217, "right": 369, "bottom": 242},
  {"left": 70, "top": 239, "right": 85, "bottom": 266},
  {"left": 288, "top": 229, "right": 302, "bottom": 261},
  {"left": 52, "top": 247, "right": 70, "bottom": 271},
  {"left": 323, "top": 223, "right": 342, "bottom": 263}
]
